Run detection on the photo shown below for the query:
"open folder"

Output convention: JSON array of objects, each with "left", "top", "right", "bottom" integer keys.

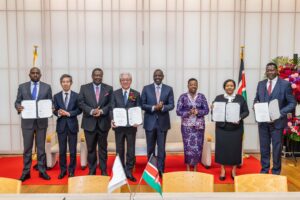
[
  {"left": 21, "top": 99, "right": 53, "bottom": 119},
  {"left": 212, "top": 102, "right": 240, "bottom": 122},
  {"left": 254, "top": 99, "right": 280, "bottom": 122},
  {"left": 113, "top": 107, "right": 143, "bottom": 127}
]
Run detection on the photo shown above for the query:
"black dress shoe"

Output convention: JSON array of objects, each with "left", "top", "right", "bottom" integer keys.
[
  {"left": 68, "top": 171, "right": 74, "bottom": 177},
  {"left": 19, "top": 173, "right": 31, "bottom": 182},
  {"left": 219, "top": 172, "right": 226, "bottom": 181},
  {"left": 58, "top": 171, "right": 66, "bottom": 179},
  {"left": 88, "top": 171, "right": 96, "bottom": 175},
  {"left": 39, "top": 172, "right": 51, "bottom": 180},
  {"left": 126, "top": 173, "right": 137, "bottom": 182},
  {"left": 219, "top": 176, "right": 226, "bottom": 181},
  {"left": 101, "top": 170, "right": 108, "bottom": 176}
]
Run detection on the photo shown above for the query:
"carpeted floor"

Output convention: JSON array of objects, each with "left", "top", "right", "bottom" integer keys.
[{"left": 0, "top": 154, "right": 261, "bottom": 185}]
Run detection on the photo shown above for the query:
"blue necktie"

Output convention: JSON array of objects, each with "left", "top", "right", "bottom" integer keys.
[
  {"left": 32, "top": 82, "right": 37, "bottom": 100},
  {"left": 124, "top": 91, "right": 128, "bottom": 105}
]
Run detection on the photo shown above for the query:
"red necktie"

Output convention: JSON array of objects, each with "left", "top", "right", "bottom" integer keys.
[{"left": 268, "top": 80, "right": 272, "bottom": 95}]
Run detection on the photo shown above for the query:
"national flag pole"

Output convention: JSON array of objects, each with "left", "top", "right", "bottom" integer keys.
[
  {"left": 33, "top": 45, "right": 38, "bottom": 67},
  {"left": 237, "top": 46, "right": 249, "bottom": 167}
]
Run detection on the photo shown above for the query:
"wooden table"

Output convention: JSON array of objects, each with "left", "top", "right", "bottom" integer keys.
[{"left": 0, "top": 192, "right": 300, "bottom": 200}]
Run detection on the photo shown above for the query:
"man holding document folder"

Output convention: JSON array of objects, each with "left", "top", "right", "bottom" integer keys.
[
  {"left": 111, "top": 72, "right": 141, "bottom": 182},
  {"left": 15, "top": 67, "right": 52, "bottom": 181},
  {"left": 254, "top": 62, "right": 296, "bottom": 175}
]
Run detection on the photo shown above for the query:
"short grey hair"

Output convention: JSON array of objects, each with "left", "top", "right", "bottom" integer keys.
[{"left": 119, "top": 72, "right": 132, "bottom": 80}]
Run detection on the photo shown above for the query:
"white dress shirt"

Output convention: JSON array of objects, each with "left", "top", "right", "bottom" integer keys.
[{"left": 266, "top": 76, "right": 278, "bottom": 94}]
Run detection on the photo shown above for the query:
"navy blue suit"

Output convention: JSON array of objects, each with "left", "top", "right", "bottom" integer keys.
[
  {"left": 141, "top": 83, "right": 174, "bottom": 172},
  {"left": 53, "top": 91, "right": 82, "bottom": 173},
  {"left": 254, "top": 78, "right": 296, "bottom": 174}
]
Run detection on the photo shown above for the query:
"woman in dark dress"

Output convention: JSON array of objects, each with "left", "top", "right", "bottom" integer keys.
[
  {"left": 213, "top": 79, "right": 249, "bottom": 180},
  {"left": 176, "top": 78, "right": 209, "bottom": 171}
]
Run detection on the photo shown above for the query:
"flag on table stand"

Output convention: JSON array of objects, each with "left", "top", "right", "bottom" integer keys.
[
  {"left": 107, "top": 155, "right": 129, "bottom": 193},
  {"left": 237, "top": 46, "right": 248, "bottom": 167},
  {"left": 141, "top": 155, "right": 162, "bottom": 196}
]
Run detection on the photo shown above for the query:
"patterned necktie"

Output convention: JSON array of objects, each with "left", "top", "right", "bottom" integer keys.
[
  {"left": 124, "top": 91, "right": 128, "bottom": 105},
  {"left": 268, "top": 80, "right": 272, "bottom": 95},
  {"left": 156, "top": 86, "right": 160, "bottom": 103},
  {"left": 31, "top": 82, "right": 37, "bottom": 100},
  {"left": 96, "top": 86, "right": 100, "bottom": 103},
  {"left": 64, "top": 93, "right": 69, "bottom": 108}
]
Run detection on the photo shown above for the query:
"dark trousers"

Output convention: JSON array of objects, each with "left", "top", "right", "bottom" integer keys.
[
  {"left": 145, "top": 122, "right": 167, "bottom": 172},
  {"left": 258, "top": 123, "right": 283, "bottom": 175},
  {"left": 22, "top": 121, "right": 47, "bottom": 175},
  {"left": 57, "top": 126, "right": 78, "bottom": 173},
  {"left": 84, "top": 125, "right": 108, "bottom": 174},
  {"left": 114, "top": 127, "right": 136, "bottom": 173}
]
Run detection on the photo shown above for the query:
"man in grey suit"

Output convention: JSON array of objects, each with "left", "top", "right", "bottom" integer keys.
[
  {"left": 15, "top": 67, "right": 52, "bottom": 181},
  {"left": 78, "top": 68, "right": 113, "bottom": 175},
  {"left": 254, "top": 62, "right": 296, "bottom": 175}
]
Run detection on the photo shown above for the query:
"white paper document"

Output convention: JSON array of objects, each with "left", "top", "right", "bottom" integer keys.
[
  {"left": 37, "top": 100, "right": 53, "bottom": 118},
  {"left": 212, "top": 102, "right": 240, "bottom": 122},
  {"left": 212, "top": 102, "right": 226, "bottom": 122},
  {"left": 21, "top": 99, "right": 52, "bottom": 119},
  {"left": 254, "top": 103, "right": 271, "bottom": 122},
  {"left": 225, "top": 103, "right": 241, "bottom": 123},
  {"left": 254, "top": 99, "right": 280, "bottom": 122},
  {"left": 113, "top": 107, "right": 143, "bottom": 127},
  {"left": 128, "top": 107, "right": 143, "bottom": 126},
  {"left": 269, "top": 99, "right": 280, "bottom": 121},
  {"left": 21, "top": 100, "right": 37, "bottom": 119},
  {"left": 113, "top": 108, "right": 128, "bottom": 127}
]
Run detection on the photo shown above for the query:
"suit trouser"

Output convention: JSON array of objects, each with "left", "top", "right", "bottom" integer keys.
[
  {"left": 258, "top": 123, "right": 283, "bottom": 175},
  {"left": 57, "top": 126, "right": 78, "bottom": 173},
  {"left": 145, "top": 122, "right": 168, "bottom": 172},
  {"left": 114, "top": 127, "right": 136, "bottom": 173},
  {"left": 84, "top": 125, "right": 108, "bottom": 174},
  {"left": 22, "top": 121, "right": 47, "bottom": 174}
]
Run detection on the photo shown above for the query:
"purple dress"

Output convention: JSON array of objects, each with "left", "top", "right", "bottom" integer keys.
[{"left": 176, "top": 93, "right": 209, "bottom": 165}]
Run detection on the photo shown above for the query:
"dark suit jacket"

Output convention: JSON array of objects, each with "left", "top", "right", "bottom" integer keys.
[
  {"left": 111, "top": 88, "right": 141, "bottom": 130},
  {"left": 78, "top": 82, "right": 113, "bottom": 132},
  {"left": 15, "top": 81, "right": 52, "bottom": 129},
  {"left": 141, "top": 83, "right": 175, "bottom": 131},
  {"left": 53, "top": 91, "right": 82, "bottom": 134},
  {"left": 254, "top": 77, "right": 296, "bottom": 129}
]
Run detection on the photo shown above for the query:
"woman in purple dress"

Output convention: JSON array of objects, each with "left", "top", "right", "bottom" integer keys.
[{"left": 176, "top": 78, "right": 209, "bottom": 171}]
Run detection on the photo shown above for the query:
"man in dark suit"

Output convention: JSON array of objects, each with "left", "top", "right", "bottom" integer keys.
[
  {"left": 111, "top": 72, "right": 141, "bottom": 182},
  {"left": 78, "top": 68, "right": 113, "bottom": 175},
  {"left": 53, "top": 74, "right": 82, "bottom": 179},
  {"left": 141, "top": 69, "right": 175, "bottom": 175},
  {"left": 254, "top": 62, "right": 296, "bottom": 175},
  {"left": 15, "top": 67, "right": 52, "bottom": 181}
]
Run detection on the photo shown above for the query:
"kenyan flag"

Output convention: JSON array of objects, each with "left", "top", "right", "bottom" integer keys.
[
  {"left": 237, "top": 47, "right": 247, "bottom": 101},
  {"left": 142, "top": 155, "right": 162, "bottom": 195}
]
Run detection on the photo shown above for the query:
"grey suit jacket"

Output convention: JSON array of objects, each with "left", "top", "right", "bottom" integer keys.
[
  {"left": 15, "top": 81, "right": 52, "bottom": 129},
  {"left": 78, "top": 82, "right": 113, "bottom": 132}
]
